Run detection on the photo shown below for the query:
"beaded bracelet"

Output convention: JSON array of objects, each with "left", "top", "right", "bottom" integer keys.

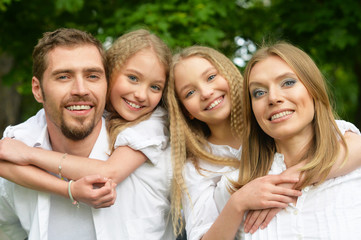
[
  {"left": 68, "top": 180, "right": 80, "bottom": 208},
  {"left": 58, "top": 153, "right": 67, "bottom": 180}
]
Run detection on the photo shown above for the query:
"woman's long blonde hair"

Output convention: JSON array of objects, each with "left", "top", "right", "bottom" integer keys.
[
  {"left": 166, "top": 46, "right": 244, "bottom": 235},
  {"left": 236, "top": 42, "right": 347, "bottom": 191},
  {"left": 106, "top": 29, "right": 171, "bottom": 152}
]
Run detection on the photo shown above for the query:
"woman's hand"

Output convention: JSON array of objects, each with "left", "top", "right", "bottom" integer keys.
[
  {"left": 0, "top": 137, "right": 32, "bottom": 165},
  {"left": 71, "top": 175, "right": 117, "bottom": 208}
]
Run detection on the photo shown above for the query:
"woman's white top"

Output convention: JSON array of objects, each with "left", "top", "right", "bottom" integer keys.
[{"left": 182, "top": 120, "right": 360, "bottom": 240}]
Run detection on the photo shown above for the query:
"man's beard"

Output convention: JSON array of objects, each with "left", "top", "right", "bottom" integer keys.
[{"left": 60, "top": 117, "right": 95, "bottom": 141}]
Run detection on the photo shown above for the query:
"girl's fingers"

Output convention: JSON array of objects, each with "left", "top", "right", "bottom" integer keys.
[{"left": 249, "top": 209, "right": 271, "bottom": 234}]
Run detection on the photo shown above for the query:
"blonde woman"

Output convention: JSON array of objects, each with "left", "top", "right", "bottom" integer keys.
[
  {"left": 0, "top": 29, "right": 175, "bottom": 239},
  {"left": 166, "top": 45, "right": 361, "bottom": 240},
  {"left": 233, "top": 42, "right": 361, "bottom": 239}
]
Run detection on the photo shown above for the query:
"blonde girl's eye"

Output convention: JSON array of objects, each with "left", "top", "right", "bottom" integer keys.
[
  {"left": 128, "top": 75, "right": 138, "bottom": 82},
  {"left": 185, "top": 89, "right": 195, "bottom": 98},
  {"left": 208, "top": 74, "right": 216, "bottom": 81},
  {"left": 151, "top": 85, "right": 162, "bottom": 92}
]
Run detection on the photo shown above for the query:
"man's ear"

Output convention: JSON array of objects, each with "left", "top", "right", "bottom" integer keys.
[{"left": 32, "top": 77, "right": 44, "bottom": 103}]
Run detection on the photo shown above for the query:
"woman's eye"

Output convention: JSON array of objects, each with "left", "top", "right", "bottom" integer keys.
[
  {"left": 252, "top": 89, "right": 266, "bottom": 98},
  {"left": 283, "top": 79, "right": 296, "bottom": 87},
  {"left": 185, "top": 90, "right": 195, "bottom": 98},
  {"left": 208, "top": 74, "right": 216, "bottom": 81},
  {"left": 128, "top": 75, "right": 138, "bottom": 82}
]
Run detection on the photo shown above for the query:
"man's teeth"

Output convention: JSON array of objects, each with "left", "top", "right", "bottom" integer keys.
[
  {"left": 271, "top": 111, "right": 293, "bottom": 121},
  {"left": 125, "top": 100, "right": 142, "bottom": 109},
  {"left": 207, "top": 98, "right": 222, "bottom": 110},
  {"left": 67, "top": 105, "right": 91, "bottom": 111}
]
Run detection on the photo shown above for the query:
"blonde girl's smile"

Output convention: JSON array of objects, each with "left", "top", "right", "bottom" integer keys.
[{"left": 174, "top": 56, "right": 231, "bottom": 125}]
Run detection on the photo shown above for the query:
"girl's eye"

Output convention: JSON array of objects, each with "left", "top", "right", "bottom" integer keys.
[
  {"left": 208, "top": 74, "right": 216, "bottom": 81},
  {"left": 252, "top": 89, "right": 266, "bottom": 98},
  {"left": 128, "top": 75, "right": 138, "bottom": 82},
  {"left": 151, "top": 85, "right": 162, "bottom": 91},
  {"left": 185, "top": 90, "right": 195, "bottom": 98},
  {"left": 282, "top": 78, "right": 297, "bottom": 87}
]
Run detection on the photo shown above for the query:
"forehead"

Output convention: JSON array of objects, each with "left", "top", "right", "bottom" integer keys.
[
  {"left": 249, "top": 56, "right": 294, "bottom": 83},
  {"left": 46, "top": 45, "right": 105, "bottom": 72}
]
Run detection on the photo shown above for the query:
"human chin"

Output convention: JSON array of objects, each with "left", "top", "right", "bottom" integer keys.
[{"left": 60, "top": 115, "right": 96, "bottom": 140}]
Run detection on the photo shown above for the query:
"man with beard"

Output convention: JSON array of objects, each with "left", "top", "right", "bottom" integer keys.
[{"left": 0, "top": 28, "right": 115, "bottom": 239}]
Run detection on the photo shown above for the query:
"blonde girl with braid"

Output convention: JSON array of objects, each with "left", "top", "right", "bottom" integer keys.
[
  {"left": 167, "top": 46, "right": 304, "bottom": 240},
  {"left": 0, "top": 29, "right": 175, "bottom": 239}
]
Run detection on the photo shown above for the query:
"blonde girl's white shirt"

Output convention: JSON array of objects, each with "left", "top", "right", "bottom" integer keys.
[
  {"left": 182, "top": 120, "right": 360, "bottom": 240},
  {"left": 182, "top": 142, "right": 241, "bottom": 240},
  {"left": 96, "top": 106, "right": 174, "bottom": 240}
]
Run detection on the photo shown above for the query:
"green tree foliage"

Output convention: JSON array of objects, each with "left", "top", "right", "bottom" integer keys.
[{"left": 0, "top": 0, "right": 360, "bottom": 131}]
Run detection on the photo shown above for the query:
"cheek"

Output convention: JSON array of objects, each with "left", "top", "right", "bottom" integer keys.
[{"left": 251, "top": 100, "right": 264, "bottom": 123}]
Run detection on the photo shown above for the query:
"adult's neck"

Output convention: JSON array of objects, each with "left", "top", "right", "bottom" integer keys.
[
  {"left": 207, "top": 119, "right": 241, "bottom": 149},
  {"left": 275, "top": 131, "right": 313, "bottom": 168},
  {"left": 47, "top": 119, "right": 103, "bottom": 157}
]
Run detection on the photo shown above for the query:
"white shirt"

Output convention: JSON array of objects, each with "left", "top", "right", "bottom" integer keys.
[
  {"left": 0, "top": 107, "right": 174, "bottom": 240},
  {"left": 182, "top": 120, "right": 360, "bottom": 240},
  {"left": 238, "top": 153, "right": 361, "bottom": 240}
]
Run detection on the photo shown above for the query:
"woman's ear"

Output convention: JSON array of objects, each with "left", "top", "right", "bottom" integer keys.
[{"left": 32, "top": 77, "right": 44, "bottom": 103}]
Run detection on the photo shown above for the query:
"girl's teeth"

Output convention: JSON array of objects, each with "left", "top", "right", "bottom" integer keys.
[
  {"left": 271, "top": 111, "right": 293, "bottom": 121},
  {"left": 207, "top": 98, "right": 222, "bottom": 110},
  {"left": 125, "top": 100, "right": 141, "bottom": 109}
]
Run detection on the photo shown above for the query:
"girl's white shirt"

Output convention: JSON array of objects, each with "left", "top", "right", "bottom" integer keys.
[{"left": 182, "top": 120, "right": 360, "bottom": 240}]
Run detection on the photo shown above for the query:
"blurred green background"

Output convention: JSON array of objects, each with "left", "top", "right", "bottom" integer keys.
[{"left": 0, "top": 0, "right": 360, "bottom": 134}]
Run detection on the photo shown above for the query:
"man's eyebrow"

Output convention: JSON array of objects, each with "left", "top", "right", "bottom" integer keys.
[
  {"left": 84, "top": 67, "right": 105, "bottom": 74},
  {"left": 51, "top": 69, "right": 74, "bottom": 76}
]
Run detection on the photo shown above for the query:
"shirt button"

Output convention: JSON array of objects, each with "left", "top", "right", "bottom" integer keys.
[
  {"left": 293, "top": 210, "right": 299, "bottom": 215},
  {"left": 304, "top": 186, "right": 310, "bottom": 192}
]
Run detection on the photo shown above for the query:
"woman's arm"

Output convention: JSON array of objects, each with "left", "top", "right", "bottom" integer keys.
[
  {"left": 0, "top": 160, "right": 116, "bottom": 208},
  {"left": 200, "top": 175, "right": 301, "bottom": 240},
  {"left": 0, "top": 137, "right": 147, "bottom": 184}
]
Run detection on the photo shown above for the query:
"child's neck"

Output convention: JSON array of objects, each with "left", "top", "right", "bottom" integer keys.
[{"left": 207, "top": 121, "right": 241, "bottom": 149}]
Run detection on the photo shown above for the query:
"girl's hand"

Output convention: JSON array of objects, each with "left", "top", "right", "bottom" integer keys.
[
  {"left": 244, "top": 208, "right": 282, "bottom": 234},
  {"left": 233, "top": 174, "right": 301, "bottom": 212},
  {"left": 71, "top": 175, "right": 117, "bottom": 208},
  {"left": 242, "top": 173, "right": 300, "bottom": 234},
  {"left": 0, "top": 137, "right": 31, "bottom": 165}
]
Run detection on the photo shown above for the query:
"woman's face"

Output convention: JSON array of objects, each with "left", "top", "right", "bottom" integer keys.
[
  {"left": 174, "top": 56, "right": 231, "bottom": 127},
  {"left": 109, "top": 49, "right": 166, "bottom": 121},
  {"left": 248, "top": 55, "right": 315, "bottom": 141}
]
